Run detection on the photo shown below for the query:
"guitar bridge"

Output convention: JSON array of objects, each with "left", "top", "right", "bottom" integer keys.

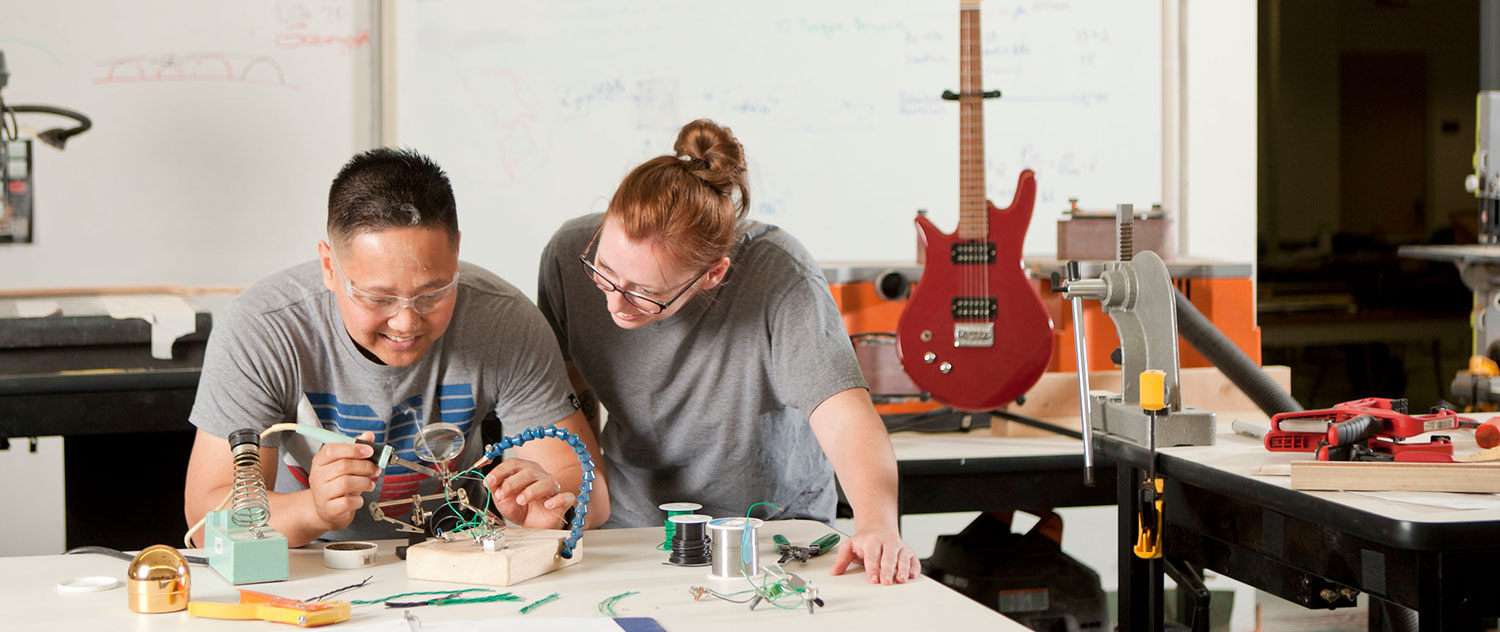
[{"left": 953, "top": 323, "right": 994, "bottom": 348}]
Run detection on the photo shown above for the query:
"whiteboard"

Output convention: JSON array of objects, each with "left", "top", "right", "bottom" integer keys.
[
  {"left": 393, "top": 0, "right": 1162, "bottom": 295},
  {"left": 0, "top": 0, "right": 375, "bottom": 289}
]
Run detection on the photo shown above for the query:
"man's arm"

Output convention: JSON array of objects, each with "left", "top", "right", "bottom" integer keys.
[
  {"left": 807, "top": 387, "right": 921, "bottom": 584},
  {"left": 184, "top": 428, "right": 377, "bottom": 548},
  {"left": 566, "top": 361, "right": 602, "bottom": 439}
]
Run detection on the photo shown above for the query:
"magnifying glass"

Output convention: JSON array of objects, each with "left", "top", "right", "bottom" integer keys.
[{"left": 413, "top": 422, "right": 465, "bottom": 464}]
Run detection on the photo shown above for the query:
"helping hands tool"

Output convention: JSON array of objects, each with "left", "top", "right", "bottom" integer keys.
[{"left": 773, "top": 533, "right": 840, "bottom": 564}]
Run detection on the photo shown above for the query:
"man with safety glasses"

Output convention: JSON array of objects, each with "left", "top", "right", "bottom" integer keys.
[{"left": 184, "top": 148, "right": 608, "bottom": 547}]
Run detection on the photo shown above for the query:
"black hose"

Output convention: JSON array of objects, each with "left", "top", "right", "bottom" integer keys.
[
  {"left": 65, "top": 545, "right": 207, "bottom": 565},
  {"left": 5, "top": 104, "right": 92, "bottom": 149},
  {"left": 1174, "top": 288, "right": 1303, "bottom": 415}
]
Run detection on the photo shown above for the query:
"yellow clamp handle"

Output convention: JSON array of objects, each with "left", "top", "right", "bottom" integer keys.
[{"left": 1139, "top": 369, "right": 1166, "bottom": 411}]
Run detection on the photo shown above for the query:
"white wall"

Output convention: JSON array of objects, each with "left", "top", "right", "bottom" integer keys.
[
  {"left": 1181, "top": 0, "right": 1258, "bottom": 263},
  {"left": 0, "top": 0, "right": 377, "bottom": 290},
  {"left": 0, "top": 438, "right": 65, "bottom": 556}
]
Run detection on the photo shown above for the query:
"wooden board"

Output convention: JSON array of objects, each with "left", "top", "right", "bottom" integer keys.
[
  {"left": 0, "top": 285, "right": 242, "bottom": 299},
  {"left": 405, "top": 527, "right": 580, "bottom": 587},
  {"left": 1290, "top": 461, "right": 1500, "bottom": 493},
  {"left": 997, "top": 365, "right": 1291, "bottom": 437}
]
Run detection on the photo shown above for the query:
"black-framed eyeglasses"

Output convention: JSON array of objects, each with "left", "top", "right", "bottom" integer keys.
[{"left": 577, "top": 222, "right": 710, "bottom": 315}]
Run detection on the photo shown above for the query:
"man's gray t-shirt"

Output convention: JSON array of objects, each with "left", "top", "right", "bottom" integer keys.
[
  {"left": 190, "top": 260, "right": 579, "bottom": 542},
  {"left": 538, "top": 213, "right": 867, "bottom": 527}
]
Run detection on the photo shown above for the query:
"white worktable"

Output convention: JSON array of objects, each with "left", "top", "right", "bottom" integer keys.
[
  {"left": 1165, "top": 414, "right": 1500, "bottom": 523},
  {"left": 5, "top": 520, "right": 1023, "bottom": 631}
]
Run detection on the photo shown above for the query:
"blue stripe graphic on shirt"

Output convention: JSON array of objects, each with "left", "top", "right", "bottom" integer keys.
[{"left": 304, "top": 386, "right": 478, "bottom": 496}]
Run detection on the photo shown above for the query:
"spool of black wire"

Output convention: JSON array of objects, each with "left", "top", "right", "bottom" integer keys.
[{"left": 667, "top": 514, "right": 712, "bottom": 567}]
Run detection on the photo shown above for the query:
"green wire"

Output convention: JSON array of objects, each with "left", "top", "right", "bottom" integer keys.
[
  {"left": 437, "top": 470, "right": 497, "bottom": 535},
  {"left": 350, "top": 588, "right": 493, "bottom": 605},
  {"left": 744, "top": 501, "right": 781, "bottom": 519},
  {"left": 732, "top": 501, "right": 808, "bottom": 611},
  {"left": 519, "top": 592, "right": 560, "bottom": 614},
  {"left": 430, "top": 592, "right": 522, "bottom": 606},
  {"left": 597, "top": 590, "right": 638, "bottom": 617}
]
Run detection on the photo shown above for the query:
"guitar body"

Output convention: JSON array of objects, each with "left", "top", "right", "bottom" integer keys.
[{"left": 896, "top": 170, "right": 1053, "bottom": 411}]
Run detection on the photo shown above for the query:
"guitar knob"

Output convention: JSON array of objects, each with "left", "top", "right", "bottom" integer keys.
[
  {"left": 920, "top": 330, "right": 933, "bottom": 342},
  {"left": 939, "top": 362, "right": 952, "bottom": 374},
  {"left": 923, "top": 352, "right": 936, "bottom": 364}
]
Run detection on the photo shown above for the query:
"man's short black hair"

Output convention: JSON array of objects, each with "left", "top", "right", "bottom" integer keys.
[{"left": 327, "top": 148, "right": 458, "bottom": 246}]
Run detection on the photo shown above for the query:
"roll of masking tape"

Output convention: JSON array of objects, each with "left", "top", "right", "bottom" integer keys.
[{"left": 323, "top": 541, "right": 378, "bottom": 569}]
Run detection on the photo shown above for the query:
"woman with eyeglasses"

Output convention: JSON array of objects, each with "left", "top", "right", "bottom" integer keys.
[
  {"left": 538, "top": 119, "right": 919, "bottom": 584},
  {"left": 185, "top": 148, "right": 608, "bottom": 547}
]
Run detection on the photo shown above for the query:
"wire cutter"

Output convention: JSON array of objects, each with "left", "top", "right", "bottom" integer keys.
[{"left": 774, "top": 533, "right": 840, "bottom": 564}]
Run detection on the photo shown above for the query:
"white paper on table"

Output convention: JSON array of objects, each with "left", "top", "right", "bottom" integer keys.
[
  {"left": 16, "top": 299, "right": 62, "bottom": 318},
  {"left": 340, "top": 616, "right": 639, "bottom": 632},
  {"left": 1352, "top": 490, "right": 1500, "bottom": 510},
  {"left": 100, "top": 295, "right": 198, "bottom": 360}
]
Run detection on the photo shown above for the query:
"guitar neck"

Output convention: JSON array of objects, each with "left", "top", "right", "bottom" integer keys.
[{"left": 958, "top": 3, "right": 986, "bottom": 240}]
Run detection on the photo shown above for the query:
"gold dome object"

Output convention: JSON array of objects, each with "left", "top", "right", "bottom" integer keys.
[{"left": 127, "top": 544, "right": 190, "bottom": 614}]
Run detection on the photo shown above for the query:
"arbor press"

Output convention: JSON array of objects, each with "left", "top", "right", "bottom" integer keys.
[{"left": 1054, "top": 250, "right": 1217, "bottom": 452}]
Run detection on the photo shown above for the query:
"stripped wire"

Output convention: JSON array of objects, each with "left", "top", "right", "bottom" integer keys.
[
  {"left": 597, "top": 590, "right": 638, "bottom": 617},
  {"left": 519, "top": 592, "right": 560, "bottom": 614}
]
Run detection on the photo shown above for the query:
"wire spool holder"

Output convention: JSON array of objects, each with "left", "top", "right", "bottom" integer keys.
[{"left": 667, "top": 514, "right": 713, "bottom": 567}]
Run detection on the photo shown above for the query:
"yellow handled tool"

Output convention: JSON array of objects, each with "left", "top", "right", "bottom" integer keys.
[
  {"left": 189, "top": 589, "right": 351, "bottom": 627},
  {"left": 1134, "top": 369, "right": 1166, "bottom": 559}
]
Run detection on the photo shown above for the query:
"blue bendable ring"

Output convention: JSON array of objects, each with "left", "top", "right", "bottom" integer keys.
[{"left": 481, "top": 426, "right": 592, "bottom": 559}]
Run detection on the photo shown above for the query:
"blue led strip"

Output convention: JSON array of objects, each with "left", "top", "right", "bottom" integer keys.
[{"left": 481, "top": 425, "right": 594, "bottom": 559}]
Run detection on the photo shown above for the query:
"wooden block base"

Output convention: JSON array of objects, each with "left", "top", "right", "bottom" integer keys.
[
  {"left": 1290, "top": 461, "right": 1500, "bottom": 493},
  {"left": 405, "top": 527, "right": 581, "bottom": 587}
]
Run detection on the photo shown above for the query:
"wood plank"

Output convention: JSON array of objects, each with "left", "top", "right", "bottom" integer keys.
[
  {"left": 0, "top": 285, "right": 242, "bottom": 299},
  {"left": 1456, "top": 445, "right": 1500, "bottom": 463},
  {"left": 996, "top": 365, "right": 1290, "bottom": 437},
  {"left": 405, "top": 527, "right": 581, "bottom": 587},
  {"left": 1289, "top": 461, "right": 1500, "bottom": 493}
]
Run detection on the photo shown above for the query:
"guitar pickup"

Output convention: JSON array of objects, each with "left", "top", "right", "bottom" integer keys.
[
  {"left": 949, "top": 241, "right": 996, "bottom": 265},
  {"left": 953, "top": 323, "right": 995, "bottom": 347},
  {"left": 950, "top": 297, "right": 998, "bottom": 319}
]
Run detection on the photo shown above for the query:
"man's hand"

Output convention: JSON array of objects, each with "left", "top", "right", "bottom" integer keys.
[
  {"left": 828, "top": 528, "right": 922, "bottom": 585},
  {"left": 307, "top": 430, "right": 380, "bottom": 533},
  {"left": 484, "top": 458, "right": 576, "bottom": 529}
]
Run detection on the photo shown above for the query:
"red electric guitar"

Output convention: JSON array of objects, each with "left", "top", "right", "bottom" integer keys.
[{"left": 895, "top": 0, "right": 1053, "bottom": 412}]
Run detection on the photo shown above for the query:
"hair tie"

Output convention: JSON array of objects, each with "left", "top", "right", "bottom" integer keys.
[{"left": 680, "top": 156, "right": 710, "bottom": 170}]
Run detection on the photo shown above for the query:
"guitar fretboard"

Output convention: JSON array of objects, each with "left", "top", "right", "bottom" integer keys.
[{"left": 958, "top": 5, "right": 986, "bottom": 240}]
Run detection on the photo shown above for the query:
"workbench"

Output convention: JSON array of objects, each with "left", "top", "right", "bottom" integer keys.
[
  {"left": 0, "top": 293, "right": 231, "bottom": 550},
  {"left": 1102, "top": 422, "right": 1500, "bottom": 632},
  {"left": 889, "top": 430, "right": 1116, "bottom": 514},
  {"left": 3, "top": 519, "right": 1021, "bottom": 630}
]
